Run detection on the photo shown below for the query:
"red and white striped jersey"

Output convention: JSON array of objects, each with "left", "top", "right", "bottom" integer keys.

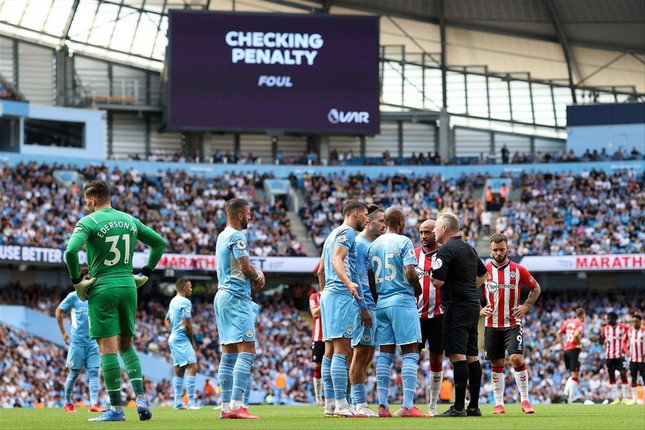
[
  {"left": 484, "top": 261, "right": 537, "bottom": 328},
  {"left": 627, "top": 326, "right": 645, "bottom": 363},
  {"left": 309, "top": 292, "right": 323, "bottom": 342},
  {"left": 602, "top": 323, "right": 629, "bottom": 359},
  {"left": 415, "top": 246, "right": 443, "bottom": 319},
  {"left": 560, "top": 319, "right": 584, "bottom": 350}
]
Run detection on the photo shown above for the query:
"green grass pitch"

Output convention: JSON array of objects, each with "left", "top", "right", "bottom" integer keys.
[{"left": 1, "top": 404, "right": 643, "bottom": 429}]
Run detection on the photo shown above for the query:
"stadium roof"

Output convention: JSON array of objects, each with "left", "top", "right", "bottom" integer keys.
[{"left": 0, "top": 0, "right": 643, "bottom": 71}]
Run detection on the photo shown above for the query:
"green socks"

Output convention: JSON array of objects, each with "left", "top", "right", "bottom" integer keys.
[
  {"left": 120, "top": 347, "right": 144, "bottom": 396},
  {"left": 101, "top": 353, "right": 122, "bottom": 407}
]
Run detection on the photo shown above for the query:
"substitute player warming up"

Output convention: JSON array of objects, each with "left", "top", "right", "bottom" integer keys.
[
  {"left": 214, "top": 198, "right": 266, "bottom": 419},
  {"left": 482, "top": 234, "right": 541, "bottom": 415},
  {"left": 64, "top": 180, "right": 167, "bottom": 422}
]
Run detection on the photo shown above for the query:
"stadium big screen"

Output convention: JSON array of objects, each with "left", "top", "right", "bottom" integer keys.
[{"left": 167, "top": 11, "right": 380, "bottom": 134}]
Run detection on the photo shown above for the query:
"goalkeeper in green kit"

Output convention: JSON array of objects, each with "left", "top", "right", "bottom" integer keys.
[{"left": 65, "top": 180, "right": 167, "bottom": 422}]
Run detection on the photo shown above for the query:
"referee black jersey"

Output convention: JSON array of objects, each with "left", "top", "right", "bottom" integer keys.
[{"left": 431, "top": 236, "right": 487, "bottom": 307}]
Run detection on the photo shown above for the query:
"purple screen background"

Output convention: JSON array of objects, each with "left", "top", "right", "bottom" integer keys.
[{"left": 168, "top": 12, "right": 380, "bottom": 134}]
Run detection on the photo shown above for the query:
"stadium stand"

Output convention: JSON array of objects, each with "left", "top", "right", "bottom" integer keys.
[{"left": 0, "top": 162, "right": 306, "bottom": 257}]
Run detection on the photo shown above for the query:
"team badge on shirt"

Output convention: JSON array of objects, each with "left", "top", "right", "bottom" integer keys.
[
  {"left": 362, "top": 333, "right": 371, "bottom": 342},
  {"left": 346, "top": 326, "right": 354, "bottom": 336},
  {"left": 245, "top": 329, "right": 254, "bottom": 338},
  {"left": 432, "top": 258, "right": 443, "bottom": 270}
]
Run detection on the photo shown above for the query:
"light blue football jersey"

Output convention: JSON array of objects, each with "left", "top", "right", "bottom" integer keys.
[
  {"left": 216, "top": 226, "right": 251, "bottom": 299},
  {"left": 368, "top": 232, "right": 418, "bottom": 309},
  {"left": 58, "top": 292, "right": 90, "bottom": 345},
  {"left": 322, "top": 224, "right": 359, "bottom": 296},
  {"left": 355, "top": 233, "right": 375, "bottom": 309},
  {"left": 167, "top": 295, "right": 192, "bottom": 341}
]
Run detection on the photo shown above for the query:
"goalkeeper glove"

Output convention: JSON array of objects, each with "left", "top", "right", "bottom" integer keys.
[
  {"left": 134, "top": 266, "right": 153, "bottom": 288},
  {"left": 72, "top": 277, "right": 96, "bottom": 301}
]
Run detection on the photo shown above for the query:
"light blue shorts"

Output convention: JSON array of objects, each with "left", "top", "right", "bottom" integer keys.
[
  {"left": 321, "top": 290, "right": 359, "bottom": 341},
  {"left": 352, "top": 309, "right": 377, "bottom": 348},
  {"left": 375, "top": 306, "right": 422, "bottom": 346},
  {"left": 213, "top": 290, "right": 256, "bottom": 345},
  {"left": 169, "top": 336, "right": 197, "bottom": 367},
  {"left": 66, "top": 341, "right": 100, "bottom": 369}
]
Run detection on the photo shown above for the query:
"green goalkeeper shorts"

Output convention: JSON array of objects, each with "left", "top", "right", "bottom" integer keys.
[{"left": 88, "top": 286, "right": 137, "bottom": 339}]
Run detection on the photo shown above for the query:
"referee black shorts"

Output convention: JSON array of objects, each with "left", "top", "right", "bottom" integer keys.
[
  {"left": 443, "top": 305, "right": 479, "bottom": 356},
  {"left": 419, "top": 314, "right": 445, "bottom": 354}
]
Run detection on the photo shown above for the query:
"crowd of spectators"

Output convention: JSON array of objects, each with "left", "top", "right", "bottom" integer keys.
[
  {"left": 497, "top": 169, "right": 643, "bottom": 255},
  {"left": 1, "top": 284, "right": 643, "bottom": 408},
  {"left": 117, "top": 146, "right": 642, "bottom": 167},
  {"left": 294, "top": 172, "right": 486, "bottom": 250},
  {"left": 0, "top": 162, "right": 305, "bottom": 256}
]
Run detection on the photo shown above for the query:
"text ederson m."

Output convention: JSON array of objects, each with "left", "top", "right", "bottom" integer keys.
[{"left": 327, "top": 109, "right": 370, "bottom": 124}]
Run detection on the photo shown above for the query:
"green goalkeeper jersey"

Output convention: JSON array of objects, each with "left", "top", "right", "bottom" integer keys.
[{"left": 64, "top": 207, "right": 167, "bottom": 292}]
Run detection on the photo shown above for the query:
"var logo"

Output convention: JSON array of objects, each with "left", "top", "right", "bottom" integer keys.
[{"left": 327, "top": 109, "right": 370, "bottom": 124}]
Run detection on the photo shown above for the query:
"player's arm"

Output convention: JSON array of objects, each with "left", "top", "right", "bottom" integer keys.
[
  {"left": 331, "top": 245, "right": 362, "bottom": 301},
  {"left": 184, "top": 317, "right": 196, "bottom": 347},
  {"left": 237, "top": 256, "right": 265, "bottom": 289},
  {"left": 316, "top": 256, "right": 325, "bottom": 291},
  {"left": 133, "top": 218, "right": 168, "bottom": 287},
  {"left": 558, "top": 329, "right": 565, "bottom": 349},
  {"left": 64, "top": 221, "right": 96, "bottom": 299},
  {"left": 405, "top": 265, "right": 422, "bottom": 297},
  {"left": 309, "top": 296, "right": 321, "bottom": 319},
  {"left": 600, "top": 327, "right": 605, "bottom": 345},
  {"left": 55, "top": 304, "right": 69, "bottom": 344},
  {"left": 164, "top": 314, "right": 171, "bottom": 331},
  {"left": 512, "top": 268, "right": 542, "bottom": 318}
]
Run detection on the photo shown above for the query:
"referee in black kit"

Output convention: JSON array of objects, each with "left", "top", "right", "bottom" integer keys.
[{"left": 429, "top": 212, "right": 489, "bottom": 417}]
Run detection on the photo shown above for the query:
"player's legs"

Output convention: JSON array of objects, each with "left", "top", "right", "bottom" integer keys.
[
  {"left": 390, "top": 306, "right": 422, "bottom": 412},
  {"left": 90, "top": 287, "right": 124, "bottom": 418},
  {"left": 311, "top": 341, "right": 324, "bottom": 407},
  {"left": 506, "top": 325, "right": 532, "bottom": 410},
  {"left": 349, "top": 345, "right": 374, "bottom": 411},
  {"left": 230, "top": 340, "right": 256, "bottom": 411},
  {"left": 173, "top": 365, "right": 188, "bottom": 408},
  {"left": 64, "top": 344, "right": 83, "bottom": 409},
  {"left": 85, "top": 342, "right": 102, "bottom": 408},
  {"left": 321, "top": 341, "right": 335, "bottom": 414},
  {"left": 331, "top": 336, "right": 352, "bottom": 410},
  {"left": 218, "top": 343, "right": 239, "bottom": 414},
  {"left": 375, "top": 308, "right": 395, "bottom": 413},
  {"left": 618, "top": 360, "right": 629, "bottom": 402},
  {"left": 186, "top": 362, "right": 199, "bottom": 407},
  {"left": 606, "top": 359, "right": 619, "bottom": 402},
  {"left": 426, "top": 316, "right": 445, "bottom": 415},
  {"left": 486, "top": 327, "right": 506, "bottom": 410},
  {"left": 629, "top": 362, "right": 640, "bottom": 403}
]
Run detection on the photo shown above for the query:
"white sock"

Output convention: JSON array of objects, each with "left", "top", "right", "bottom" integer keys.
[
  {"left": 335, "top": 397, "right": 349, "bottom": 410},
  {"left": 324, "top": 397, "right": 336, "bottom": 413},
  {"left": 610, "top": 383, "right": 618, "bottom": 399},
  {"left": 429, "top": 371, "right": 443, "bottom": 409},
  {"left": 563, "top": 377, "right": 572, "bottom": 398},
  {"left": 570, "top": 379, "right": 579, "bottom": 402},
  {"left": 314, "top": 377, "right": 323, "bottom": 402},
  {"left": 492, "top": 371, "right": 505, "bottom": 406},
  {"left": 632, "top": 386, "right": 638, "bottom": 401},
  {"left": 514, "top": 369, "right": 530, "bottom": 403},
  {"left": 222, "top": 403, "right": 230, "bottom": 413},
  {"left": 621, "top": 384, "right": 629, "bottom": 400},
  {"left": 230, "top": 400, "right": 244, "bottom": 410}
]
